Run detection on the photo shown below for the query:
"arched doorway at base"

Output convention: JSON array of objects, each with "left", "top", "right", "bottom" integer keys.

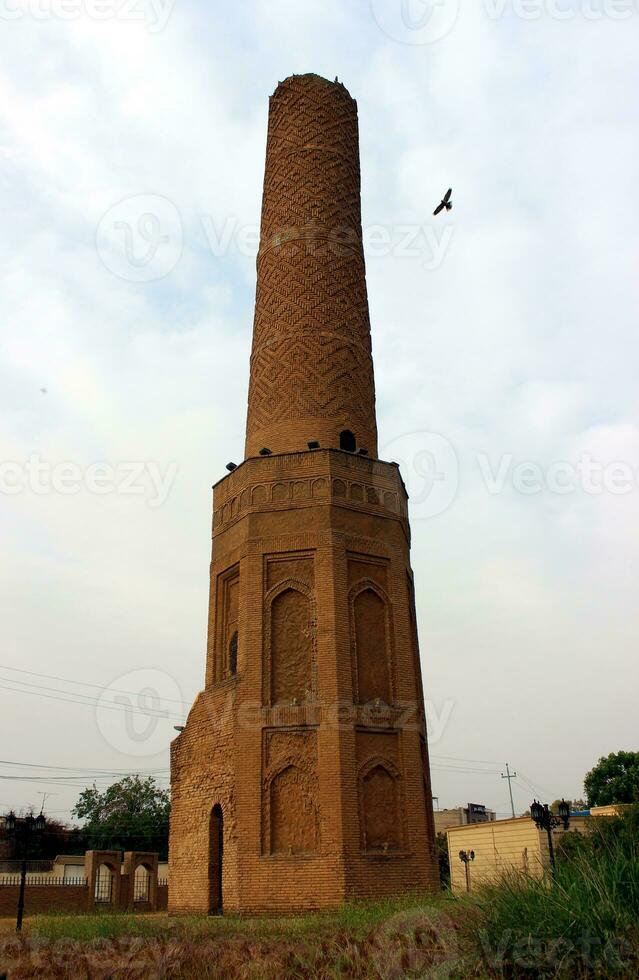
[{"left": 208, "top": 804, "right": 223, "bottom": 915}]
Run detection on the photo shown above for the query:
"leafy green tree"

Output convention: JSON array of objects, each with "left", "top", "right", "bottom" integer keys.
[
  {"left": 72, "top": 775, "right": 170, "bottom": 859},
  {"left": 558, "top": 803, "right": 639, "bottom": 865},
  {"left": 584, "top": 751, "right": 639, "bottom": 807},
  {"left": 555, "top": 828, "right": 590, "bottom": 864}
]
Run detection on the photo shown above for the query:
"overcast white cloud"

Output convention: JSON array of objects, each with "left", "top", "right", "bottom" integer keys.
[{"left": 1, "top": 0, "right": 638, "bottom": 822}]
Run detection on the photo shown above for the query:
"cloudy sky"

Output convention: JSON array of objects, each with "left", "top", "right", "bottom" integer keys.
[{"left": 1, "top": 0, "right": 637, "bottom": 825}]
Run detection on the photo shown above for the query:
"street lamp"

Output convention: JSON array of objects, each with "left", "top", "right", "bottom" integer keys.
[
  {"left": 530, "top": 799, "right": 570, "bottom": 876},
  {"left": 557, "top": 799, "right": 571, "bottom": 826},
  {"left": 458, "top": 849, "right": 475, "bottom": 892},
  {"left": 3, "top": 811, "right": 48, "bottom": 931}
]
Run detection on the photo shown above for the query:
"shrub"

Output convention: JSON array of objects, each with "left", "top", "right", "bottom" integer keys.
[
  {"left": 436, "top": 831, "right": 451, "bottom": 888},
  {"left": 458, "top": 805, "right": 639, "bottom": 978}
]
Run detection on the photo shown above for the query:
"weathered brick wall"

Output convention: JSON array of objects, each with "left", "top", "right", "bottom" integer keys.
[
  {"left": 0, "top": 884, "right": 88, "bottom": 916},
  {"left": 0, "top": 882, "right": 166, "bottom": 916},
  {"left": 0, "top": 880, "right": 165, "bottom": 916},
  {"left": 0, "top": 852, "right": 162, "bottom": 917},
  {"left": 170, "top": 453, "right": 439, "bottom": 913}
]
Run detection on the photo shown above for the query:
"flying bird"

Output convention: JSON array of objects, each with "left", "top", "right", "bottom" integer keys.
[
  {"left": 40, "top": 387, "right": 47, "bottom": 394},
  {"left": 433, "top": 188, "right": 453, "bottom": 216}
]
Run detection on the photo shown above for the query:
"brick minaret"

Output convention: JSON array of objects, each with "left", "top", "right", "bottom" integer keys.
[
  {"left": 245, "top": 74, "right": 377, "bottom": 460},
  {"left": 169, "top": 74, "right": 438, "bottom": 914}
]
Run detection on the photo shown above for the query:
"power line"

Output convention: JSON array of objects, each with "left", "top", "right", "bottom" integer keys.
[
  {"left": 430, "top": 754, "right": 503, "bottom": 766},
  {"left": 431, "top": 765, "right": 502, "bottom": 775},
  {"left": 0, "top": 754, "right": 501, "bottom": 777},
  {"left": 0, "top": 675, "right": 186, "bottom": 717},
  {"left": 0, "top": 664, "right": 190, "bottom": 706},
  {"left": 0, "top": 682, "right": 186, "bottom": 721},
  {"left": 0, "top": 759, "right": 169, "bottom": 775},
  {"left": 0, "top": 776, "right": 171, "bottom": 788},
  {"left": 0, "top": 759, "right": 170, "bottom": 793},
  {"left": 516, "top": 770, "right": 558, "bottom": 802}
]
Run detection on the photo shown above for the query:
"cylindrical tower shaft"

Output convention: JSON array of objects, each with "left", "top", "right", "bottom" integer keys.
[{"left": 245, "top": 74, "right": 378, "bottom": 459}]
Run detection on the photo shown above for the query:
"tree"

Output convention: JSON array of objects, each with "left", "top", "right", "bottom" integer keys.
[
  {"left": 584, "top": 751, "right": 639, "bottom": 807},
  {"left": 550, "top": 798, "right": 587, "bottom": 814},
  {"left": 35, "top": 818, "right": 87, "bottom": 860},
  {"left": 0, "top": 816, "right": 81, "bottom": 862},
  {"left": 72, "top": 775, "right": 170, "bottom": 859},
  {"left": 435, "top": 832, "right": 450, "bottom": 889}
]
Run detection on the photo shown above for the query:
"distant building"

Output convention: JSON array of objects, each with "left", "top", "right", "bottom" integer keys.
[
  {"left": 53, "top": 854, "right": 87, "bottom": 880},
  {"left": 589, "top": 804, "right": 628, "bottom": 818},
  {"left": 446, "top": 811, "right": 605, "bottom": 894},
  {"left": 434, "top": 803, "right": 496, "bottom": 835}
]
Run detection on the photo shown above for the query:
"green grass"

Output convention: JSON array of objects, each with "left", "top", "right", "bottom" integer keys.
[
  {"left": 3, "top": 811, "right": 637, "bottom": 978},
  {"left": 6, "top": 892, "right": 465, "bottom": 980},
  {"left": 29, "top": 889, "right": 447, "bottom": 942},
  {"left": 456, "top": 807, "right": 639, "bottom": 978}
]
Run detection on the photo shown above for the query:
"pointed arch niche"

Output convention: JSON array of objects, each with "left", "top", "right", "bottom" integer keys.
[
  {"left": 350, "top": 581, "right": 393, "bottom": 705},
  {"left": 268, "top": 764, "right": 319, "bottom": 855},
  {"left": 359, "top": 757, "right": 403, "bottom": 854},
  {"left": 265, "top": 579, "right": 316, "bottom": 705}
]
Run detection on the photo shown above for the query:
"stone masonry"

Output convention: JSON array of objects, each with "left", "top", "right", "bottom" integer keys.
[{"left": 169, "top": 73, "right": 439, "bottom": 914}]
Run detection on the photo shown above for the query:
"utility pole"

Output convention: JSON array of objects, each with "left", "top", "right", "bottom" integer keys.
[
  {"left": 501, "top": 763, "right": 517, "bottom": 818},
  {"left": 37, "top": 791, "right": 55, "bottom": 813}
]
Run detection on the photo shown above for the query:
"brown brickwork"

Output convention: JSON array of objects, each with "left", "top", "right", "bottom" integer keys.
[
  {"left": 245, "top": 74, "right": 378, "bottom": 460},
  {"left": 0, "top": 883, "right": 88, "bottom": 916},
  {"left": 0, "top": 851, "right": 164, "bottom": 916},
  {"left": 169, "top": 74, "right": 438, "bottom": 915}
]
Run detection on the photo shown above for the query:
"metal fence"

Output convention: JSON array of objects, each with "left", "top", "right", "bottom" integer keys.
[
  {"left": 94, "top": 870, "right": 113, "bottom": 903},
  {"left": 133, "top": 871, "right": 150, "bottom": 903},
  {"left": 0, "top": 875, "right": 87, "bottom": 886}
]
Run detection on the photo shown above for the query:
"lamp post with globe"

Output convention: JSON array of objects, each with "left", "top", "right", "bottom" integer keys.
[
  {"left": 530, "top": 799, "right": 570, "bottom": 877},
  {"left": 3, "top": 811, "right": 47, "bottom": 932},
  {"left": 458, "top": 849, "right": 475, "bottom": 892}
]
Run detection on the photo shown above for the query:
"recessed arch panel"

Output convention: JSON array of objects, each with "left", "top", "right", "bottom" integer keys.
[
  {"left": 353, "top": 587, "right": 390, "bottom": 703},
  {"left": 271, "top": 587, "right": 313, "bottom": 703},
  {"left": 362, "top": 764, "right": 400, "bottom": 852},
  {"left": 270, "top": 764, "right": 318, "bottom": 854}
]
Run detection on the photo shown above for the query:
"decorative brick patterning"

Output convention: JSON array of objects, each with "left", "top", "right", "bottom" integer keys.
[
  {"left": 169, "top": 74, "right": 438, "bottom": 915},
  {"left": 245, "top": 74, "right": 378, "bottom": 459}
]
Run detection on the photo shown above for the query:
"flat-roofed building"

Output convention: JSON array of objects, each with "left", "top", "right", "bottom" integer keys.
[
  {"left": 446, "top": 814, "right": 589, "bottom": 894},
  {"left": 434, "top": 803, "right": 496, "bottom": 835}
]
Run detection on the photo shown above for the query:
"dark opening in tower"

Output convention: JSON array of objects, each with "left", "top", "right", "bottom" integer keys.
[{"left": 339, "top": 430, "right": 356, "bottom": 452}]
